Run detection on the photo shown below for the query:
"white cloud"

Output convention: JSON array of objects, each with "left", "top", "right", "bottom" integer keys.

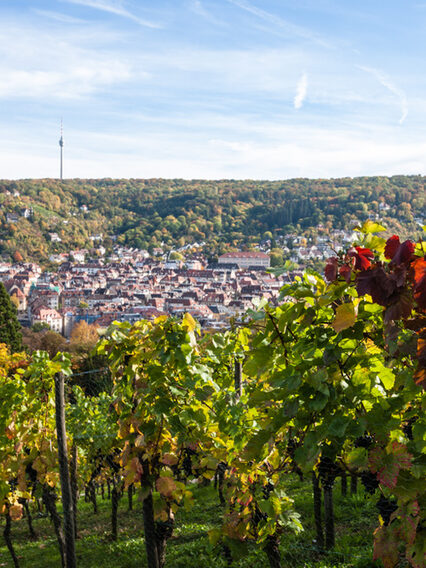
[
  {"left": 189, "top": 1, "right": 227, "bottom": 26},
  {"left": 294, "top": 72, "right": 308, "bottom": 109},
  {"left": 358, "top": 65, "right": 408, "bottom": 124},
  {"left": 2, "top": 120, "right": 425, "bottom": 180},
  {"left": 0, "top": 62, "right": 133, "bottom": 99},
  {"left": 0, "top": 21, "right": 136, "bottom": 99},
  {"left": 33, "top": 9, "right": 87, "bottom": 24},
  {"left": 226, "top": 0, "right": 331, "bottom": 47},
  {"left": 61, "top": 0, "right": 162, "bottom": 28}
]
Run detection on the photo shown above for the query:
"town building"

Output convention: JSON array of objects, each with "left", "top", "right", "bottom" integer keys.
[{"left": 218, "top": 251, "right": 270, "bottom": 269}]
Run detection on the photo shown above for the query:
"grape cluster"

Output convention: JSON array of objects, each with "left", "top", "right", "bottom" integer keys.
[
  {"left": 360, "top": 471, "right": 379, "bottom": 494},
  {"left": 318, "top": 456, "right": 340, "bottom": 488},
  {"left": 287, "top": 438, "right": 299, "bottom": 457},
  {"left": 253, "top": 506, "right": 267, "bottom": 524},
  {"left": 287, "top": 438, "right": 304, "bottom": 480},
  {"left": 182, "top": 447, "right": 197, "bottom": 477},
  {"left": 262, "top": 481, "right": 274, "bottom": 500},
  {"left": 354, "top": 434, "right": 373, "bottom": 448},
  {"left": 402, "top": 416, "right": 418, "bottom": 441},
  {"left": 376, "top": 494, "right": 397, "bottom": 526}
]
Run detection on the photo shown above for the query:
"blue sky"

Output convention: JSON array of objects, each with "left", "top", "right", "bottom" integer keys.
[{"left": 1, "top": 0, "right": 426, "bottom": 179}]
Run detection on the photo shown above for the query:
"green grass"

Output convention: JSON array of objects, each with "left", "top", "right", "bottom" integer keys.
[{"left": 0, "top": 478, "right": 380, "bottom": 568}]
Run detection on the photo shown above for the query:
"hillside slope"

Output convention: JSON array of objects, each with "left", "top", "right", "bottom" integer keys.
[{"left": 0, "top": 176, "right": 424, "bottom": 262}]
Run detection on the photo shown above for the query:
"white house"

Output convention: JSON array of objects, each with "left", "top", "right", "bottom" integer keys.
[{"left": 218, "top": 251, "right": 270, "bottom": 269}]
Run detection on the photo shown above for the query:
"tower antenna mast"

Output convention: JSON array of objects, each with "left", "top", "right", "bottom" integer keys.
[{"left": 59, "top": 119, "right": 64, "bottom": 181}]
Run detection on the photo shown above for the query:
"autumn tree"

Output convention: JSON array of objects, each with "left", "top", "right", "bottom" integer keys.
[
  {"left": 0, "top": 283, "right": 22, "bottom": 352},
  {"left": 21, "top": 328, "right": 43, "bottom": 353},
  {"left": 9, "top": 295, "right": 20, "bottom": 310},
  {"left": 40, "top": 331, "right": 68, "bottom": 358},
  {"left": 70, "top": 321, "right": 99, "bottom": 353}
]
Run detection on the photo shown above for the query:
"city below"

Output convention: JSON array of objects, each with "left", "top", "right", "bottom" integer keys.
[{"left": 1, "top": 226, "right": 361, "bottom": 338}]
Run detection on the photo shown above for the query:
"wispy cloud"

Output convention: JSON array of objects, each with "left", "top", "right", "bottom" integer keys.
[
  {"left": 358, "top": 65, "right": 408, "bottom": 124},
  {"left": 61, "top": 0, "right": 162, "bottom": 28},
  {"left": 226, "top": 0, "right": 330, "bottom": 47},
  {"left": 294, "top": 72, "right": 308, "bottom": 109},
  {"left": 0, "top": 62, "right": 133, "bottom": 99},
  {"left": 34, "top": 9, "right": 87, "bottom": 24},
  {"left": 189, "top": 1, "right": 226, "bottom": 26},
  {"left": 0, "top": 22, "right": 135, "bottom": 100}
]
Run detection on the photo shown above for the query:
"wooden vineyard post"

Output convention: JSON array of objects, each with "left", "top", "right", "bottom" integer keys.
[
  {"left": 234, "top": 357, "right": 242, "bottom": 399},
  {"left": 55, "top": 372, "right": 77, "bottom": 568}
]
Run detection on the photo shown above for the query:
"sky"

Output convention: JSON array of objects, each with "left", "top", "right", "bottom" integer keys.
[{"left": 1, "top": 0, "right": 426, "bottom": 180}]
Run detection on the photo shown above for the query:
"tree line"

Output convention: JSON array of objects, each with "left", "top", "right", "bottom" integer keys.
[{"left": 0, "top": 176, "right": 424, "bottom": 263}]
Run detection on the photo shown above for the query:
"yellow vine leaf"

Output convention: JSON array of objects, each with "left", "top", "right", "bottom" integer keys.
[
  {"left": 355, "top": 220, "right": 386, "bottom": 234},
  {"left": 182, "top": 312, "right": 197, "bottom": 332},
  {"left": 332, "top": 302, "right": 357, "bottom": 333}
]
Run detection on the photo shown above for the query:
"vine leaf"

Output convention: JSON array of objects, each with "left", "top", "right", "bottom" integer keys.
[
  {"left": 415, "top": 335, "right": 426, "bottom": 387},
  {"left": 369, "top": 442, "right": 412, "bottom": 489},
  {"left": 325, "top": 257, "right": 338, "bottom": 281},
  {"left": 384, "top": 290, "right": 413, "bottom": 323},
  {"left": 348, "top": 247, "right": 374, "bottom": 270},
  {"left": 9, "top": 504, "right": 23, "bottom": 521},
  {"left": 339, "top": 264, "right": 352, "bottom": 283},
  {"left": 385, "top": 235, "right": 401, "bottom": 259},
  {"left": 356, "top": 266, "right": 395, "bottom": 306},
  {"left": 392, "top": 240, "right": 415, "bottom": 265},
  {"left": 332, "top": 302, "right": 357, "bottom": 332},
  {"left": 373, "top": 525, "right": 399, "bottom": 568},
  {"left": 355, "top": 220, "right": 386, "bottom": 234},
  {"left": 412, "top": 257, "right": 426, "bottom": 310},
  {"left": 156, "top": 476, "right": 177, "bottom": 498},
  {"left": 161, "top": 453, "right": 179, "bottom": 466},
  {"left": 182, "top": 312, "right": 197, "bottom": 332}
]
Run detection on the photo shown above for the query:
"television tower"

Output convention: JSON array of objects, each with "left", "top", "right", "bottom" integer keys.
[{"left": 59, "top": 120, "right": 64, "bottom": 180}]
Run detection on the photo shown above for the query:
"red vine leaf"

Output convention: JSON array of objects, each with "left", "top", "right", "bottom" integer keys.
[
  {"left": 415, "top": 332, "right": 426, "bottom": 388},
  {"left": 339, "top": 264, "right": 352, "bottom": 283},
  {"left": 325, "top": 257, "right": 338, "bottom": 281},
  {"left": 349, "top": 247, "right": 374, "bottom": 270},
  {"left": 356, "top": 266, "right": 396, "bottom": 305},
  {"left": 384, "top": 290, "right": 413, "bottom": 323},
  {"left": 417, "top": 337, "right": 426, "bottom": 366},
  {"left": 385, "top": 235, "right": 400, "bottom": 259},
  {"left": 412, "top": 257, "right": 426, "bottom": 310},
  {"left": 392, "top": 240, "right": 415, "bottom": 265}
]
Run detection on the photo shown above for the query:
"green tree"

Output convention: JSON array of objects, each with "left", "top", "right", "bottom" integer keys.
[
  {"left": 32, "top": 321, "right": 50, "bottom": 333},
  {"left": 270, "top": 248, "right": 284, "bottom": 267},
  {"left": 0, "top": 283, "right": 22, "bottom": 352}
]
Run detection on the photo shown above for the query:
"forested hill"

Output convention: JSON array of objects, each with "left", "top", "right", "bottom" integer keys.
[{"left": 0, "top": 176, "right": 424, "bottom": 263}]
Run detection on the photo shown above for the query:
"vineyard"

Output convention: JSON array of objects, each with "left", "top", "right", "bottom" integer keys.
[{"left": 0, "top": 222, "right": 425, "bottom": 568}]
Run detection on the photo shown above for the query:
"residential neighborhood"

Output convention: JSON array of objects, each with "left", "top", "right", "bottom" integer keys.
[
  {"left": 0, "top": 250, "right": 284, "bottom": 337},
  {"left": 0, "top": 226, "right": 361, "bottom": 339}
]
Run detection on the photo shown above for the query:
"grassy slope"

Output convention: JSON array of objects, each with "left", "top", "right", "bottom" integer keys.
[{"left": 0, "top": 479, "right": 379, "bottom": 568}]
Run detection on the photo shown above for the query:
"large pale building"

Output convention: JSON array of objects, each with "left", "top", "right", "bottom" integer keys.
[{"left": 218, "top": 251, "right": 270, "bottom": 269}]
